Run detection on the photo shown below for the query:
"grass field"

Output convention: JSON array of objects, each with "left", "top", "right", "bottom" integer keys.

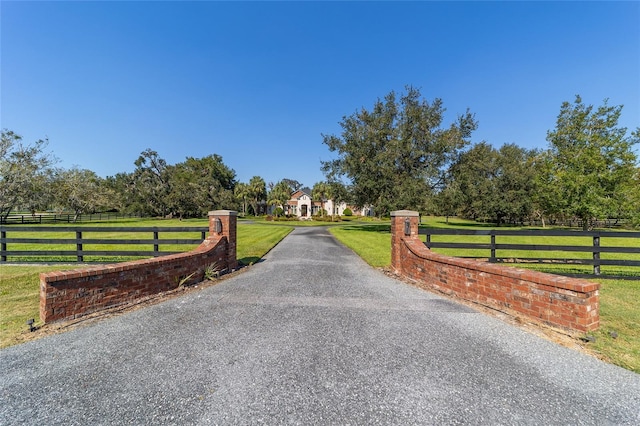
[
  {"left": 0, "top": 221, "right": 292, "bottom": 349},
  {"left": 329, "top": 217, "right": 640, "bottom": 373}
]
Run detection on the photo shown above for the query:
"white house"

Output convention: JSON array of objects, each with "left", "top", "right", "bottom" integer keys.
[{"left": 280, "top": 188, "right": 373, "bottom": 219}]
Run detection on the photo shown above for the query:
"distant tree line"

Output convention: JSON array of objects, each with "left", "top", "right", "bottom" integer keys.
[
  {"left": 0, "top": 130, "right": 345, "bottom": 221},
  {"left": 322, "top": 87, "right": 640, "bottom": 229},
  {"left": 0, "top": 135, "right": 242, "bottom": 220},
  {"left": 3, "top": 88, "right": 638, "bottom": 228}
]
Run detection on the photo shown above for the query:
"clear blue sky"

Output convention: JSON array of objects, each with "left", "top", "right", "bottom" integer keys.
[{"left": 2, "top": 1, "right": 639, "bottom": 188}]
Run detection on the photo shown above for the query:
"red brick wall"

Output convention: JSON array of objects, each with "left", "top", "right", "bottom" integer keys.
[
  {"left": 390, "top": 211, "right": 600, "bottom": 333},
  {"left": 39, "top": 211, "right": 237, "bottom": 323}
]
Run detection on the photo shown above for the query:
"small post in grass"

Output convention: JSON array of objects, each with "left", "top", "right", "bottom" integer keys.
[
  {"left": 490, "top": 231, "right": 497, "bottom": 263},
  {"left": 1, "top": 229, "right": 6, "bottom": 262},
  {"left": 76, "top": 231, "right": 83, "bottom": 262},
  {"left": 593, "top": 233, "right": 601, "bottom": 276},
  {"left": 153, "top": 230, "right": 159, "bottom": 256}
]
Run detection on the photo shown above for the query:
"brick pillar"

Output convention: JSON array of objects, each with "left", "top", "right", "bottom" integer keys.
[
  {"left": 390, "top": 210, "right": 420, "bottom": 275},
  {"left": 208, "top": 210, "right": 238, "bottom": 271}
]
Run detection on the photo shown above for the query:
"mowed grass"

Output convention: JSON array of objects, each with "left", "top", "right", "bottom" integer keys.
[
  {"left": 329, "top": 223, "right": 392, "bottom": 267},
  {"left": 0, "top": 221, "right": 292, "bottom": 349},
  {"left": 591, "top": 279, "right": 640, "bottom": 373},
  {"left": 329, "top": 217, "right": 640, "bottom": 373}
]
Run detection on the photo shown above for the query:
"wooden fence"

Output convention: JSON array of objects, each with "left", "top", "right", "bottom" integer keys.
[
  {"left": 0, "top": 226, "right": 208, "bottom": 263},
  {"left": 418, "top": 228, "right": 640, "bottom": 278},
  {"left": 0, "top": 213, "right": 143, "bottom": 225}
]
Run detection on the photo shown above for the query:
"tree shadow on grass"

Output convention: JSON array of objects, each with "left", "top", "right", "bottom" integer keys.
[
  {"left": 337, "top": 224, "right": 390, "bottom": 233},
  {"left": 238, "top": 256, "right": 263, "bottom": 266},
  {"left": 432, "top": 220, "right": 497, "bottom": 228}
]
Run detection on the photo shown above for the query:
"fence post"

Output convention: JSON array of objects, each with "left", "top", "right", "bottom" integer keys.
[
  {"left": 490, "top": 232, "right": 496, "bottom": 263},
  {"left": 153, "top": 231, "right": 159, "bottom": 256},
  {"left": 76, "top": 231, "right": 83, "bottom": 262},
  {"left": 390, "top": 210, "right": 420, "bottom": 275},
  {"left": 593, "top": 233, "right": 601, "bottom": 275},
  {"left": 209, "top": 210, "right": 238, "bottom": 271},
  {"left": 426, "top": 232, "right": 431, "bottom": 249},
  {"left": 1, "top": 230, "right": 6, "bottom": 262}
]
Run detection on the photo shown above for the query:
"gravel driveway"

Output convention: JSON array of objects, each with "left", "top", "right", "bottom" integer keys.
[{"left": 1, "top": 227, "right": 639, "bottom": 425}]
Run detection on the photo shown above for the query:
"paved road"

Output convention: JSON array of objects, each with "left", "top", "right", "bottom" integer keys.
[{"left": 2, "top": 227, "right": 640, "bottom": 425}]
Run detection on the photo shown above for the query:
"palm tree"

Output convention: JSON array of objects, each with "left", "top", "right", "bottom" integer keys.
[
  {"left": 312, "top": 181, "right": 331, "bottom": 217},
  {"left": 267, "top": 181, "right": 291, "bottom": 217},
  {"left": 248, "top": 176, "right": 266, "bottom": 216},
  {"left": 234, "top": 182, "right": 249, "bottom": 216}
]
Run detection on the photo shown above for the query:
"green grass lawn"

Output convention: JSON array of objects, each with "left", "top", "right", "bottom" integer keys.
[
  {"left": 0, "top": 221, "right": 292, "bottom": 349},
  {"left": 591, "top": 278, "right": 640, "bottom": 373},
  {"left": 329, "top": 223, "right": 392, "bottom": 267}
]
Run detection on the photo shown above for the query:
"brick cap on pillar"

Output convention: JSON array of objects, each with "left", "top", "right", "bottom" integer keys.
[
  {"left": 208, "top": 210, "right": 238, "bottom": 216},
  {"left": 390, "top": 210, "right": 419, "bottom": 217}
]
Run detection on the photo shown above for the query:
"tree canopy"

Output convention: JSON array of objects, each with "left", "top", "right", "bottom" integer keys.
[
  {"left": 0, "top": 130, "right": 57, "bottom": 220},
  {"left": 433, "top": 96, "right": 639, "bottom": 227},
  {"left": 544, "top": 96, "right": 639, "bottom": 229},
  {"left": 166, "top": 154, "right": 236, "bottom": 218},
  {"left": 267, "top": 180, "right": 291, "bottom": 216},
  {"left": 52, "top": 167, "right": 114, "bottom": 221},
  {"left": 3, "top": 92, "right": 638, "bottom": 228},
  {"left": 322, "top": 86, "right": 477, "bottom": 216}
]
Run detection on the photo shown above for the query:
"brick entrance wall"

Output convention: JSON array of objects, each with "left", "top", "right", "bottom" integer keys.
[
  {"left": 391, "top": 211, "right": 599, "bottom": 333},
  {"left": 40, "top": 210, "right": 238, "bottom": 323}
]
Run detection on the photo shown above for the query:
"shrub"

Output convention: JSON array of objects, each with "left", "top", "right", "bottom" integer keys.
[
  {"left": 343, "top": 208, "right": 353, "bottom": 216},
  {"left": 274, "top": 207, "right": 284, "bottom": 217}
]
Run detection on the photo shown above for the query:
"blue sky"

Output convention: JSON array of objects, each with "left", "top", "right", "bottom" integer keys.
[{"left": 2, "top": 1, "right": 639, "bottom": 188}]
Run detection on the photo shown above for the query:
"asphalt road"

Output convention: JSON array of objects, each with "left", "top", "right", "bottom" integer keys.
[{"left": 2, "top": 227, "right": 639, "bottom": 425}]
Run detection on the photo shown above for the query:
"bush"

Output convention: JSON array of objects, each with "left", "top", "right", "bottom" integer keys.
[
  {"left": 273, "top": 207, "right": 284, "bottom": 217},
  {"left": 343, "top": 208, "right": 353, "bottom": 216}
]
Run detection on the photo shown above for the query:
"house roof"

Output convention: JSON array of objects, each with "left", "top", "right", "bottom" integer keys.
[{"left": 291, "top": 189, "right": 311, "bottom": 199}]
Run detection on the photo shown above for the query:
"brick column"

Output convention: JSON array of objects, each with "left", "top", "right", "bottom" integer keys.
[
  {"left": 390, "top": 210, "right": 420, "bottom": 275},
  {"left": 208, "top": 210, "right": 238, "bottom": 271}
]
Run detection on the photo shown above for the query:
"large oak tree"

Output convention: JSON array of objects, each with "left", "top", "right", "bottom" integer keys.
[
  {"left": 544, "top": 96, "right": 639, "bottom": 229},
  {"left": 321, "top": 87, "right": 477, "bottom": 216},
  {"left": 0, "top": 130, "right": 57, "bottom": 220}
]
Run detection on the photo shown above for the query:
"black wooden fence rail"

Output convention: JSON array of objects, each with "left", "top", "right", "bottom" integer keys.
[
  {"left": 0, "top": 213, "right": 143, "bottom": 225},
  {"left": 0, "top": 226, "right": 209, "bottom": 263},
  {"left": 418, "top": 228, "right": 640, "bottom": 277}
]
